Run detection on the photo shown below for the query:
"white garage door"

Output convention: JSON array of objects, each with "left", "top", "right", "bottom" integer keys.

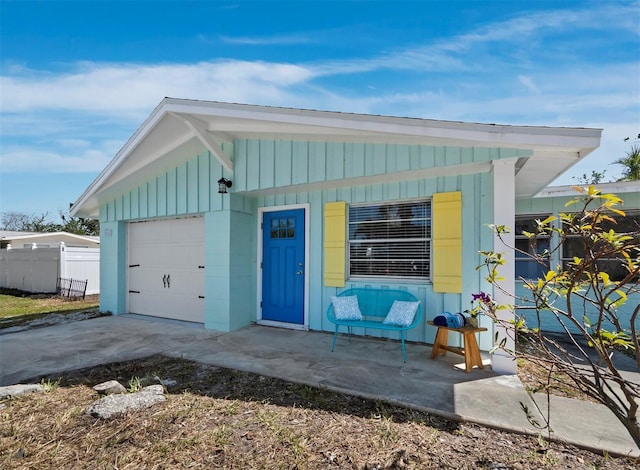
[{"left": 127, "top": 217, "right": 205, "bottom": 323}]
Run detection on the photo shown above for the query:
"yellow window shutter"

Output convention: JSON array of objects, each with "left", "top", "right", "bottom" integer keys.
[
  {"left": 324, "top": 201, "right": 346, "bottom": 287},
  {"left": 432, "top": 191, "right": 462, "bottom": 293}
]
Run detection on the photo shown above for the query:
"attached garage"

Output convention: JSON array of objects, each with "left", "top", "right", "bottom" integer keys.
[{"left": 127, "top": 217, "right": 205, "bottom": 323}]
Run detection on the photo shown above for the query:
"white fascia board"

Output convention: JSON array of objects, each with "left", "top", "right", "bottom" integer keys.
[
  {"left": 162, "top": 98, "right": 602, "bottom": 150},
  {"left": 0, "top": 231, "right": 37, "bottom": 238},
  {"left": 71, "top": 98, "right": 603, "bottom": 217},
  {"left": 70, "top": 99, "right": 174, "bottom": 217},
  {"left": 536, "top": 180, "right": 640, "bottom": 198},
  {"left": 5, "top": 231, "right": 99, "bottom": 244}
]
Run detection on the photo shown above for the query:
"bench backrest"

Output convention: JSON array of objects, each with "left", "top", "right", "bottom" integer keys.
[{"left": 330, "top": 288, "right": 422, "bottom": 323}]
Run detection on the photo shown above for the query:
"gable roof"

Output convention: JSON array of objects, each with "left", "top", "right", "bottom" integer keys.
[
  {"left": 0, "top": 231, "right": 100, "bottom": 246},
  {"left": 0, "top": 231, "right": 38, "bottom": 238},
  {"left": 71, "top": 98, "right": 602, "bottom": 217}
]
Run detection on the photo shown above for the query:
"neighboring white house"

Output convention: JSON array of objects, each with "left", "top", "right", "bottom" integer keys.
[
  {"left": 0, "top": 231, "right": 100, "bottom": 295},
  {"left": 0, "top": 231, "right": 100, "bottom": 249}
]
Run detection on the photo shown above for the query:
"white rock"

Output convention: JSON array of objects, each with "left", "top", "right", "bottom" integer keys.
[
  {"left": 86, "top": 384, "right": 166, "bottom": 419},
  {"left": 93, "top": 380, "right": 127, "bottom": 395},
  {"left": 0, "top": 384, "right": 44, "bottom": 400}
]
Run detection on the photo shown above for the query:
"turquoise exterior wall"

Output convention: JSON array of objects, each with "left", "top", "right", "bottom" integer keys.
[
  {"left": 233, "top": 140, "right": 527, "bottom": 191},
  {"left": 253, "top": 172, "right": 495, "bottom": 350},
  {"left": 98, "top": 139, "right": 530, "bottom": 350},
  {"left": 97, "top": 219, "right": 126, "bottom": 315},
  {"left": 515, "top": 188, "right": 640, "bottom": 333},
  {"left": 203, "top": 201, "right": 257, "bottom": 331},
  {"left": 204, "top": 210, "right": 231, "bottom": 330},
  {"left": 101, "top": 149, "right": 233, "bottom": 222}
]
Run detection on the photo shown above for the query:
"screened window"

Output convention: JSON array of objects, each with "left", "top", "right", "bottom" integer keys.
[
  {"left": 348, "top": 200, "right": 431, "bottom": 280},
  {"left": 561, "top": 211, "right": 640, "bottom": 282},
  {"left": 515, "top": 216, "right": 551, "bottom": 280}
]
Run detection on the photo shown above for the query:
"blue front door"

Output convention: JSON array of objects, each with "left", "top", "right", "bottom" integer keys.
[{"left": 262, "top": 209, "right": 305, "bottom": 324}]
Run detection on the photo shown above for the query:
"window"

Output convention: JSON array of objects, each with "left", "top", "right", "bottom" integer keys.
[
  {"left": 561, "top": 211, "right": 640, "bottom": 282},
  {"left": 348, "top": 200, "right": 431, "bottom": 280},
  {"left": 515, "top": 216, "right": 551, "bottom": 280},
  {"left": 270, "top": 217, "right": 295, "bottom": 239}
]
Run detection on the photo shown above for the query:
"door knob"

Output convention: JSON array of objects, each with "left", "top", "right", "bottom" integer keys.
[{"left": 296, "top": 270, "right": 304, "bottom": 275}]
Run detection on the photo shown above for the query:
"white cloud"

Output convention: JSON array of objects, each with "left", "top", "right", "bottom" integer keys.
[
  {"left": 0, "top": 2, "right": 637, "bottom": 181},
  {"left": 0, "top": 144, "right": 115, "bottom": 174},
  {"left": 517, "top": 75, "right": 539, "bottom": 94},
  {"left": 0, "top": 60, "right": 314, "bottom": 115},
  {"left": 55, "top": 138, "right": 93, "bottom": 148},
  {"left": 219, "top": 34, "right": 312, "bottom": 45},
  {"left": 457, "top": 3, "right": 639, "bottom": 45}
]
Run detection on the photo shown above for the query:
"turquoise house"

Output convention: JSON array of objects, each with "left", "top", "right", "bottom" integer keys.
[
  {"left": 71, "top": 98, "right": 605, "bottom": 374},
  {"left": 514, "top": 181, "right": 640, "bottom": 333}
]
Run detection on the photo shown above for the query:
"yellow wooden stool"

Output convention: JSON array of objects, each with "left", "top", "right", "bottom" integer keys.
[{"left": 427, "top": 321, "right": 487, "bottom": 372}]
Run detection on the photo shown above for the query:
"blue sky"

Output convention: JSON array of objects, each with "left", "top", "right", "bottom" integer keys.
[{"left": 1, "top": 0, "right": 639, "bottom": 222}]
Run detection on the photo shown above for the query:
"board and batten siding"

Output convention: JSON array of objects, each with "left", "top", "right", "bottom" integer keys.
[
  {"left": 256, "top": 172, "right": 496, "bottom": 351},
  {"left": 98, "top": 139, "right": 512, "bottom": 350},
  {"left": 234, "top": 140, "right": 527, "bottom": 191},
  {"left": 101, "top": 141, "right": 524, "bottom": 223},
  {"left": 100, "top": 148, "right": 237, "bottom": 223}
]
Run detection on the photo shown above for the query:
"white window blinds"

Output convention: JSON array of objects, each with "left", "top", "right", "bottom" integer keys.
[{"left": 348, "top": 200, "right": 431, "bottom": 280}]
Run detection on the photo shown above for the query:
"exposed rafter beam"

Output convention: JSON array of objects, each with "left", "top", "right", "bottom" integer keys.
[{"left": 169, "top": 112, "right": 233, "bottom": 172}]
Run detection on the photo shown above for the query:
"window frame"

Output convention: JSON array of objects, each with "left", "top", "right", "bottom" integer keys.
[
  {"left": 560, "top": 210, "right": 640, "bottom": 283},
  {"left": 514, "top": 214, "right": 553, "bottom": 281},
  {"left": 347, "top": 198, "right": 432, "bottom": 283}
]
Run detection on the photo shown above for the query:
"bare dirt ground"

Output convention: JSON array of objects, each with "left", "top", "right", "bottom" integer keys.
[{"left": 2, "top": 354, "right": 638, "bottom": 469}]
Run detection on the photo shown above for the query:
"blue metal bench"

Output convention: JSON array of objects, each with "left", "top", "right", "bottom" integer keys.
[{"left": 326, "top": 288, "right": 423, "bottom": 362}]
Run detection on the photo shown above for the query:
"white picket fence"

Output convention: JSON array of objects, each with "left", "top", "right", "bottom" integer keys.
[{"left": 0, "top": 243, "right": 100, "bottom": 294}]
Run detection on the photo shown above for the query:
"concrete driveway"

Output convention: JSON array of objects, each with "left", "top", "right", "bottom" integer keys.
[{"left": 1, "top": 314, "right": 637, "bottom": 457}]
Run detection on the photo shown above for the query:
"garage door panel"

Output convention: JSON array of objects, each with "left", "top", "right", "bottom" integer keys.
[
  {"left": 150, "top": 239, "right": 204, "bottom": 269},
  {"left": 186, "top": 296, "right": 205, "bottom": 322},
  {"left": 185, "top": 239, "right": 205, "bottom": 262},
  {"left": 127, "top": 217, "right": 205, "bottom": 323},
  {"left": 129, "top": 246, "right": 166, "bottom": 268},
  {"left": 163, "top": 245, "right": 199, "bottom": 270},
  {"left": 160, "top": 268, "right": 202, "bottom": 295},
  {"left": 128, "top": 267, "right": 163, "bottom": 289},
  {"left": 186, "top": 217, "right": 205, "bottom": 240},
  {"left": 128, "top": 241, "right": 171, "bottom": 266},
  {"left": 130, "top": 292, "right": 204, "bottom": 323},
  {"left": 129, "top": 221, "right": 164, "bottom": 243}
]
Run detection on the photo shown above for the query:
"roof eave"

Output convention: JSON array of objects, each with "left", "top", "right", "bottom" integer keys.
[{"left": 70, "top": 98, "right": 603, "bottom": 218}]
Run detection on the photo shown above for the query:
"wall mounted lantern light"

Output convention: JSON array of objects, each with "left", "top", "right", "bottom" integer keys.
[{"left": 217, "top": 177, "right": 233, "bottom": 194}]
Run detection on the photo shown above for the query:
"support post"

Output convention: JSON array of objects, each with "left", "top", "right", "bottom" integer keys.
[
  {"left": 491, "top": 159, "right": 517, "bottom": 374},
  {"left": 59, "top": 242, "right": 67, "bottom": 281}
]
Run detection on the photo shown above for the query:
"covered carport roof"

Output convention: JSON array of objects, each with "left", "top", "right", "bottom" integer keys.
[{"left": 71, "top": 98, "right": 602, "bottom": 218}]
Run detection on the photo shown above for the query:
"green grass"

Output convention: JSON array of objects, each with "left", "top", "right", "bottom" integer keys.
[{"left": 0, "top": 289, "right": 99, "bottom": 320}]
